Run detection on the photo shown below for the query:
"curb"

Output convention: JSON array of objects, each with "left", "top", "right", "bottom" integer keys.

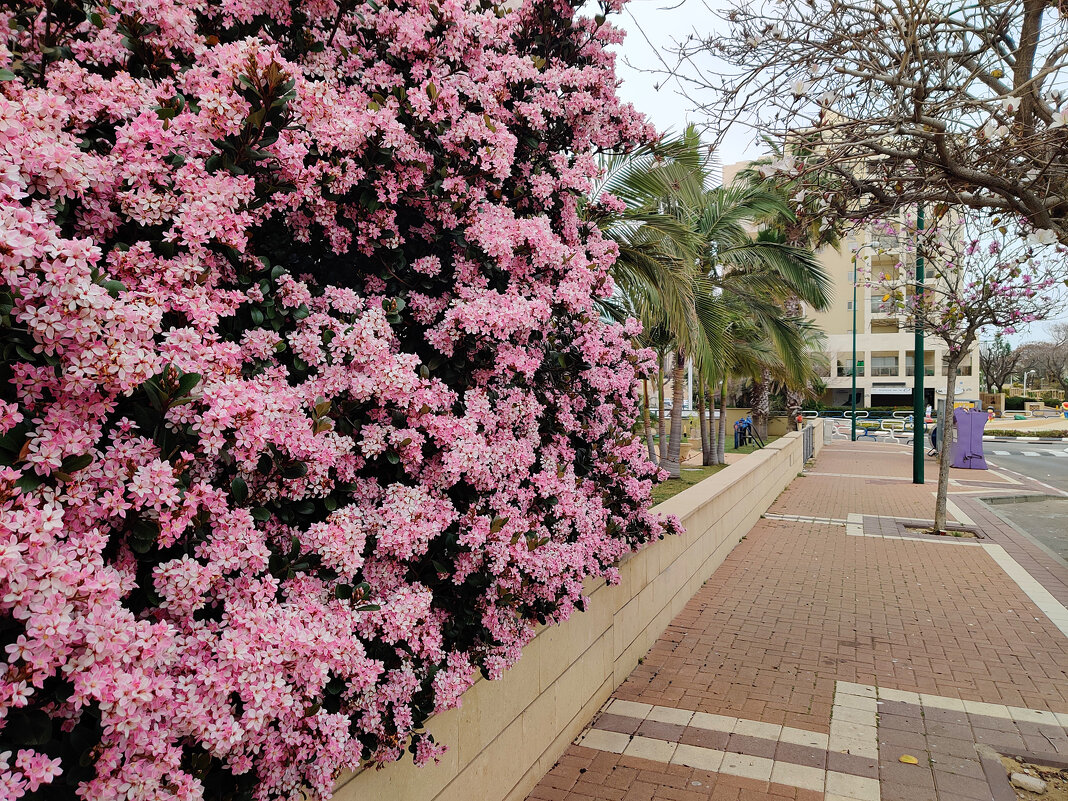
[{"left": 982, "top": 436, "right": 1068, "bottom": 443}]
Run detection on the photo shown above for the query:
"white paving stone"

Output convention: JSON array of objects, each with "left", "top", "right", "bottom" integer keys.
[
  {"left": 719, "top": 752, "right": 773, "bottom": 782},
  {"left": 1009, "top": 708, "right": 1062, "bottom": 726},
  {"left": 646, "top": 705, "right": 694, "bottom": 726},
  {"left": 833, "top": 705, "right": 878, "bottom": 726},
  {"left": 670, "top": 744, "right": 724, "bottom": 772},
  {"left": 836, "top": 694, "right": 878, "bottom": 713},
  {"left": 689, "top": 712, "right": 738, "bottom": 733},
  {"left": 606, "top": 699, "right": 652, "bottom": 719},
  {"left": 733, "top": 719, "right": 782, "bottom": 740},
  {"left": 825, "top": 771, "right": 881, "bottom": 801},
  {"left": 961, "top": 699, "right": 1013, "bottom": 720},
  {"left": 836, "top": 682, "right": 877, "bottom": 699},
  {"left": 779, "top": 726, "right": 830, "bottom": 749},
  {"left": 876, "top": 687, "right": 921, "bottom": 705},
  {"left": 771, "top": 761, "right": 825, "bottom": 792},
  {"left": 919, "top": 694, "right": 965, "bottom": 712},
  {"left": 578, "top": 728, "right": 630, "bottom": 753},
  {"left": 623, "top": 735, "right": 677, "bottom": 762}
]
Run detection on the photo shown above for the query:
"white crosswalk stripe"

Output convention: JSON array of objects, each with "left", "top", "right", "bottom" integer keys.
[{"left": 991, "top": 448, "right": 1068, "bottom": 458}]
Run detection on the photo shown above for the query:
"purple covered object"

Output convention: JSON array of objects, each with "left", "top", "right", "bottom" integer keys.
[{"left": 951, "top": 408, "right": 988, "bottom": 469}]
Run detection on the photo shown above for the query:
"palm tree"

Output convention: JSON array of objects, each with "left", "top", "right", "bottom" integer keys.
[{"left": 590, "top": 127, "right": 831, "bottom": 475}]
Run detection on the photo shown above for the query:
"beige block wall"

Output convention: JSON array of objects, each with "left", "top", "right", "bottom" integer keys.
[{"left": 334, "top": 422, "right": 824, "bottom": 801}]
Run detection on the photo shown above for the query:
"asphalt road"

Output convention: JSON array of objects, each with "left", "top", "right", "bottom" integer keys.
[
  {"left": 983, "top": 438, "right": 1068, "bottom": 563},
  {"left": 985, "top": 438, "right": 1068, "bottom": 492}
]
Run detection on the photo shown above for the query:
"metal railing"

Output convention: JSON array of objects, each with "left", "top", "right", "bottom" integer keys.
[
  {"left": 870, "top": 366, "right": 899, "bottom": 377},
  {"left": 803, "top": 425, "right": 814, "bottom": 461}
]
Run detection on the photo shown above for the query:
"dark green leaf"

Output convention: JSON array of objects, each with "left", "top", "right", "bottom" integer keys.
[
  {"left": 60, "top": 453, "right": 93, "bottom": 474},
  {"left": 231, "top": 476, "right": 248, "bottom": 504}
]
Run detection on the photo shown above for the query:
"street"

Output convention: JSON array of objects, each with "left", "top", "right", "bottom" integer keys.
[{"left": 984, "top": 438, "right": 1068, "bottom": 562}]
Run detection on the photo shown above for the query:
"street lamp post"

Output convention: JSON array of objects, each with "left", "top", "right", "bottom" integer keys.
[
  {"left": 850, "top": 243, "right": 880, "bottom": 441},
  {"left": 1023, "top": 369, "right": 1036, "bottom": 394},
  {"left": 912, "top": 205, "right": 925, "bottom": 486}
]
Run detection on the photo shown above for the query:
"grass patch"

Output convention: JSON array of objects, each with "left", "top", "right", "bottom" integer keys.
[
  {"left": 986, "top": 429, "right": 1066, "bottom": 438},
  {"left": 651, "top": 464, "right": 728, "bottom": 505},
  {"left": 729, "top": 436, "right": 778, "bottom": 454},
  {"left": 648, "top": 436, "right": 780, "bottom": 505}
]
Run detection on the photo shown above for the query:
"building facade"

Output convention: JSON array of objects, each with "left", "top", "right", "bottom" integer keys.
[
  {"left": 810, "top": 231, "right": 980, "bottom": 409},
  {"left": 723, "top": 161, "right": 980, "bottom": 410}
]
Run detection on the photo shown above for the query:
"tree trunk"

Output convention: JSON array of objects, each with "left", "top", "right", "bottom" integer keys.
[
  {"left": 784, "top": 295, "right": 805, "bottom": 424},
  {"left": 663, "top": 350, "right": 687, "bottom": 478},
  {"left": 698, "top": 375, "right": 711, "bottom": 465},
  {"left": 717, "top": 378, "right": 728, "bottom": 464},
  {"left": 642, "top": 379, "right": 656, "bottom": 464},
  {"left": 933, "top": 355, "right": 961, "bottom": 532},
  {"left": 656, "top": 350, "right": 666, "bottom": 463},
  {"left": 752, "top": 368, "right": 771, "bottom": 441},
  {"left": 708, "top": 384, "right": 720, "bottom": 464}
]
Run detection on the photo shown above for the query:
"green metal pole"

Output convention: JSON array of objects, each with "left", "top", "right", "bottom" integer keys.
[
  {"left": 913, "top": 205, "right": 925, "bottom": 484},
  {"left": 851, "top": 260, "right": 857, "bottom": 442}
]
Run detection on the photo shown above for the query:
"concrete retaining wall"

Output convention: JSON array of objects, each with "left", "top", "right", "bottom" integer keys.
[{"left": 334, "top": 422, "right": 823, "bottom": 801}]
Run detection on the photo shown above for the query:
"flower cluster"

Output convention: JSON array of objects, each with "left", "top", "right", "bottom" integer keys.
[{"left": 0, "top": 2, "right": 673, "bottom": 800}]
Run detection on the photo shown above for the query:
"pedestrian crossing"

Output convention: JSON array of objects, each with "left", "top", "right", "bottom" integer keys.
[{"left": 991, "top": 448, "right": 1068, "bottom": 457}]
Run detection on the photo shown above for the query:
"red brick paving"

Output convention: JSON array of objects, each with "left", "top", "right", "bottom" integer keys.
[{"left": 526, "top": 442, "right": 1068, "bottom": 801}]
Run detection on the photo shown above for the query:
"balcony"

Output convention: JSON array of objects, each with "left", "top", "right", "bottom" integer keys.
[
  {"left": 837, "top": 365, "right": 865, "bottom": 377},
  {"left": 905, "top": 366, "right": 935, "bottom": 377},
  {"left": 871, "top": 366, "right": 899, "bottom": 377},
  {"left": 942, "top": 364, "right": 973, "bottom": 376}
]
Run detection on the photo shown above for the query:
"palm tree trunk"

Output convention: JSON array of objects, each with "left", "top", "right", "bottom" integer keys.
[
  {"left": 934, "top": 355, "right": 961, "bottom": 532},
  {"left": 717, "top": 378, "right": 728, "bottom": 464},
  {"left": 708, "top": 383, "right": 719, "bottom": 464},
  {"left": 663, "top": 349, "right": 686, "bottom": 478},
  {"left": 752, "top": 368, "right": 771, "bottom": 441},
  {"left": 784, "top": 295, "right": 805, "bottom": 426},
  {"left": 698, "top": 375, "right": 710, "bottom": 465},
  {"left": 642, "top": 379, "right": 656, "bottom": 463},
  {"left": 656, "top": 350, "right": 666, "bottom": 463}
]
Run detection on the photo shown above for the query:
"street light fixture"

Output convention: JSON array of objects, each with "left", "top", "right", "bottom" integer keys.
[
  {"left": 850, "top": 243, "right": 881, "bottom": 441},
  {"left": 1023, "top": 369, "right": 1037, "bottom": 393}
]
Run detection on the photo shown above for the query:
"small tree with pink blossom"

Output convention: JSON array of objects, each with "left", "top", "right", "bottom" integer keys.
[{"left": 872, "top": 216, "right": 1066, "bottom": 531}]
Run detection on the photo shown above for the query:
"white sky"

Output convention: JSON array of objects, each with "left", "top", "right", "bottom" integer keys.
[
  {"left": 605, "top": 0, "right": 1068, "bottom": 346},
  {"left": 608, "top": 0, "right": 767, "bottom": 168}
]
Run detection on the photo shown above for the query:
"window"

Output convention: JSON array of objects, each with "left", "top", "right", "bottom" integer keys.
[
  {"left": 870, "top": 356, "right": 899, "bottom": 377},
  {"left": 846, "top": 301, "right": 853, "bottom": 310}
]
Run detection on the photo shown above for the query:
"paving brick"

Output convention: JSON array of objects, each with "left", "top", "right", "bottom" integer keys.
[{"left": 526, "top": 442, "right": 1068, "bottom": 801}]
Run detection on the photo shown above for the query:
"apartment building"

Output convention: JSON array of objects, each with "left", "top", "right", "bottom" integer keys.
[
  {"left": 723, "top": 161, "right": 980, "bottom": 409},
  {"left": 810, "top": 230, "right": 980, "bottom": 409}
]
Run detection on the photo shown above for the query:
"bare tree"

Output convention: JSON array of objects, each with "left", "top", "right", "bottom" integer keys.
[
  {"left": 979, "top": 334, "right": 1021, "bottom": 393},
  {"left": 676, "top": 0, "right": 1068, "bottom": 241},
  {"left": 1017, "top": 323, "right": 1068, "bottom": 391}
]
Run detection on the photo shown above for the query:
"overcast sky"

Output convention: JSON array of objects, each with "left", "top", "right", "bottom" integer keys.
[
  {"left": 605, "top": 0, "right": 1068, "bottom": 345},
  {"left": 608, "top": 0, "right": 767, "bottom": 169}
]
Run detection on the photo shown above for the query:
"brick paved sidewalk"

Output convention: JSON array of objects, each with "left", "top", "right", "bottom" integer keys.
[{"left": 526, "top": 441, "right": 1068, "bottom": 801}]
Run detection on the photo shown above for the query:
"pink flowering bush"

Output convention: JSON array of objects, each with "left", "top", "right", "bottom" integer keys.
[{"left": 0, "top": 1, "right": 676, "bottom": 799}]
